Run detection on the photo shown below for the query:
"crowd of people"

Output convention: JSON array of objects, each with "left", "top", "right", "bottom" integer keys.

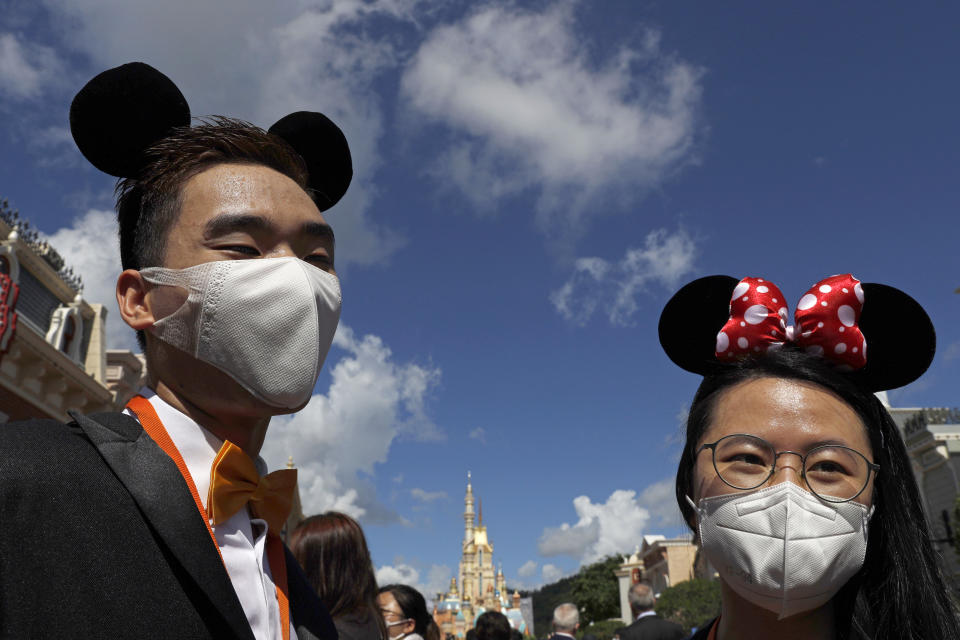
[{"left": 1, "top": 61, "right": 958, "bottom": 639}]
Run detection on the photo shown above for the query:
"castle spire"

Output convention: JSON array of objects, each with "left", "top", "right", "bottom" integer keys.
[
  {"left": 478, "top": 497, "right": 483, "bottom": 526},
  {"left": 464, "top": 471, "right": 475, "bottom": 544}
]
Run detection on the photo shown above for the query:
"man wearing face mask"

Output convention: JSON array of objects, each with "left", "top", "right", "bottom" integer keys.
[{"left": 0, "top": 63, "right": 349, "bottom": 640}]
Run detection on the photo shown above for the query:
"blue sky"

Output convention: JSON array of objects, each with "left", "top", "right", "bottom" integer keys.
[{"left": 2, "top": 1, "right": 958, "bottom": 597}]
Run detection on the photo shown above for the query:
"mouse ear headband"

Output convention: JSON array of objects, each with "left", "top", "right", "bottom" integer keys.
[
  {"left": 69, "top": 62, "right": 352, "bottom": 211},
  {"left": 659, "top": 273, "right": 935, "bottom": 391}
]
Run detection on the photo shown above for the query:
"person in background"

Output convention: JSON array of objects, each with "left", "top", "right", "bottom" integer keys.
[
  {"left": 289, "top": 512, "right": 386, "bottom": 639},
  {"left": 660, "top": 274, "right": 960, "bottom": 639},
  {"left": 474, "top": 611, "right": 511, "bottom": 640},
  {"left": 377, "top": 584, "right": 441, "bottom": 640},
  {"left": 546, "top": 603, "right": 579, "bottom": 640},
  {"left": 614, "top": 583, "right": 684, "bottom": 640}
]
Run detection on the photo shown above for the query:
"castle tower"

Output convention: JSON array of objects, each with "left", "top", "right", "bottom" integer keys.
[
  {"left": 464, "top": 471, "right": 475, "bottom": 545},
  {"left": 460, "top": 472, "right": 476, "bottom": 602},
  {"left": 458, "top": 473, "right": 495, "bottom": 612}
]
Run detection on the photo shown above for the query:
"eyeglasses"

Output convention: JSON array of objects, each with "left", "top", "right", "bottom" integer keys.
[{"left": 697, "top": 433, "right": 880, "bottom": 503}]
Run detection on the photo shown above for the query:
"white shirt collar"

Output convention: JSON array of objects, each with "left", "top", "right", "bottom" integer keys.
[
  {"left": 636, "top": 611, "right": 657, "bottom": 620},
  {"left": 129, "top": 388, "right": 269, "bottom": 510}
]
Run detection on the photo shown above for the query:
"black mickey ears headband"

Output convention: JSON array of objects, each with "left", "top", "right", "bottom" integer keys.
[
  {"left": 69, "top": 61, "right": 352, "bottom": 211},
  {"left": 658, "top": 274, "right": 936, "bottom": 392}
]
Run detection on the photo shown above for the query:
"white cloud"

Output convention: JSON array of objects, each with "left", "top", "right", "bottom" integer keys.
[
  {"left": 401, "top": 3, "right": 702, "bottom": 235},
  {"left": 517, "top": 560, "right": 538, "bottom": 578},
  {"left": 377, "top": 562, "right": 421, "bottom": 586},
  {"left": 550, "top": 227, "right": 697, "bottom": 326},
  {"left": 541, "top": 563, "right": 565, "bottom": 584},
  {"left": 468, "top": 426, "right": 487, "bottom": 444},
  {"left": 0, "top": 32, "right": 63, "bottom": 101},
  {"left": 376, "top": 562, "right": 452, "bottom": 601},
  {"left": 537, "top": 480, "right": 679, "bottom": 565},
  {"left": 44, "top": 209, "right": 136, "bottom": 350},
  {"left": 638, "top": 478, "right": 681, "bottom": 528},
  {"left": 261, "top": 324, "right": 442, "bottom": 520},
  {"left": 663, "top": 407, "right": 688, "bottom": 450},
  {"left": 411, "top": 488, "right": 448, "bottom": 503}
]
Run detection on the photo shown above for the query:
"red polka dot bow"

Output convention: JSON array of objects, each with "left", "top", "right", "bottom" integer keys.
[{"left": 715, "top": 274, "right": 867, "bottom": 369}]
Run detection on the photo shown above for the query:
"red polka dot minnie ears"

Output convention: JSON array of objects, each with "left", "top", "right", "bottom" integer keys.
[
  {"left": 69, "top": 62, "right": 352, "bottom": 211},
  {"left": 658, "top": 274, "right": 936, "bottom": 391}
]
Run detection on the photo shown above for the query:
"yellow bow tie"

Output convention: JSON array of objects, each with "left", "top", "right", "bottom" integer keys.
[{"left": 207, "top": 440, "right": 297, "bottom": 533}]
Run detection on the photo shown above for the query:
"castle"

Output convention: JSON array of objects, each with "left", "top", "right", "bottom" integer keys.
[{"left": 433, "top": 473, "right": 528, "bottom": 637}]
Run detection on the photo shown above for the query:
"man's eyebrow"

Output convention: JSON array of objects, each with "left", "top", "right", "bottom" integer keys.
[
  {"left": 301, "top": 221, "right": 335, "bottom": 244},
  {"left": 201, "top": 213, "right": 334, "bottom": 244},
  {"left": 203, "top": 213, "right": 274, "bottom": 238}
]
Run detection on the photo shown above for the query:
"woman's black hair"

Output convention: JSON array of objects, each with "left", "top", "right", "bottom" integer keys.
[
  {"left": 378, "top": 584, "right": 441, "bottom": 640},
  {"left": 675, "top": 347, "right": 959, "bottom": 639}
]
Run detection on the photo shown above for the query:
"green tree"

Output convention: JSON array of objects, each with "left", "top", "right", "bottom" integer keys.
[
  {"left": 526, "top": 574, "right": 577, "bottom": 636},
  {"left": 654, "top": 579, "right": 721, "bottom": 633},
  {"left": 572, "top": 556, "right": 622, "bottom": 625}
]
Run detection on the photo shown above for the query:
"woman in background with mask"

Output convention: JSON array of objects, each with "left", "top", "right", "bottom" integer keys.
[
  {"left": 660, "top": 274, "right": 959, "bottom": 639},
  {"left": 377, "top": 584, "right": 441, "bottom": 640},
  {"left": 289, "top": 512, "right": 386, "bottom": 640}
]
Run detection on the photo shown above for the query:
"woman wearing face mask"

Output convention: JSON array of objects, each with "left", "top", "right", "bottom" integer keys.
[
  {"left": 289, "top": 512, "right": 386, "bottom": 640},
  {"left": 660, "top": 275, "right": 959, "bottom": 640},
  {"left": 377, "top": 584, "right": 441, "bottom": 640}
]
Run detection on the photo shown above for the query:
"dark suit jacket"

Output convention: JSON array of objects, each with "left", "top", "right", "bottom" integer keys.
[
  {"left": 0, "top": 411, "right": 337, "bottom": 640},
  {"left": 616, "top": 614, "right": 686, "bottom": 640}
]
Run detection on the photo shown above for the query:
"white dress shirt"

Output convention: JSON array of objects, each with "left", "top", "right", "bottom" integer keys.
[{"left": 126, "top": 389, "right": 292, "bottom": 640}]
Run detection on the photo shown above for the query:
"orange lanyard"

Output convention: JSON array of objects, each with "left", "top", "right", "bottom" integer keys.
[{"left": 127, "top": 395, "right": 291, "bottom": 640}]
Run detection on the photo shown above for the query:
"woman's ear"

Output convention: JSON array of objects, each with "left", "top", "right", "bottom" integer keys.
[
  {"left": 401, "top": 619, "right": 416, "bottom": 636},
  {"left": 116, "top": 269, "right": 156, "bottom": 330}
]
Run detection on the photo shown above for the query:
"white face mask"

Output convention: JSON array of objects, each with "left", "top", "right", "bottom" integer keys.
[
  {"left": 386, "top": 618, "right": 412, "bottom": 640},
  {"left": 140, "top": 257, "right": 341, "bottom": 409},
  {"left": 687, "top": 482, "right": 873, "bottom": 620}
]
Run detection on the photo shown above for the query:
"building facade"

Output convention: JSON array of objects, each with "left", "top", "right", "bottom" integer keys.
[
  {"left": 881, "top": 392, "right": 960, "bottom": 584},
  {"left": 615, "top": 535, "right": 700, "bottom": 623},
  {"left": 0, "top": 202, "right": 145, "bottom": 422}
]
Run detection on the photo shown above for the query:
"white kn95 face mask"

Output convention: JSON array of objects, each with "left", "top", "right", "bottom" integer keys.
[
  {"left": 687, "top": 482, "right": 873, "bottom": 620},
  {"left": 140, "top": 257, "right": 341, "bottom": 409}
]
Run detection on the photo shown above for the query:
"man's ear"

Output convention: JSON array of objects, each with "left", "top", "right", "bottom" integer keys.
[{"left": 116, "top": 269, "right": 156, "bottom": 330}]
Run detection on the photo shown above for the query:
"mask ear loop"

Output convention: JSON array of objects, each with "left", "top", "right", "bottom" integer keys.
[{"left": 684, "top": 494, "right": 706, "bottom": 546}]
